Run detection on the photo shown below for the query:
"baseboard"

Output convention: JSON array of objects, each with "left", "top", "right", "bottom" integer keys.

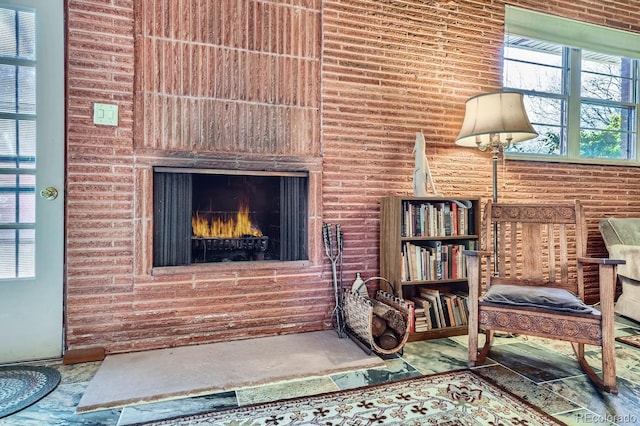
[{"left": 63, "top": 347, "right": 106, "bottom": 364}]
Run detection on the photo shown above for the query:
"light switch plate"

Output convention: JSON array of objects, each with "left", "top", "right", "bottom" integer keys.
[{"left": 93, "top": 103, "right": 119, "bottom": 126}]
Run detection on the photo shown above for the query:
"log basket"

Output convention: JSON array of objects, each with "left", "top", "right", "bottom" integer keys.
[{"left": 343, "top": 277, "right": 412, "bottom": 356}]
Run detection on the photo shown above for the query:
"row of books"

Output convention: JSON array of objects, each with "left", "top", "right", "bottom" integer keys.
[
  {"left": 401, "top": 200, "right": 474, "bottom": 238},
  {"left": 408, "top": 288, "right": 469, "bottom": 333},
  {"left": 400, "top": 240, "right": 477, "bottom": 282}
]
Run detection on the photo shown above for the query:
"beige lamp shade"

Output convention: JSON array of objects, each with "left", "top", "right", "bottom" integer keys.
[{"left": 455, "top": 91, "right": 537, "bottom": 147}]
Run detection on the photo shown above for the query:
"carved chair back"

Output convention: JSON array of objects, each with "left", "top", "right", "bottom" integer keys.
[{"left": 482, "top": 201, "right": 586, "bottom": 298}]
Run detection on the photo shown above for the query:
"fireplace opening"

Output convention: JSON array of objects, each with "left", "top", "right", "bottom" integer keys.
[{"left": 153, "top": 168, "right": 309, "bottom": 267}]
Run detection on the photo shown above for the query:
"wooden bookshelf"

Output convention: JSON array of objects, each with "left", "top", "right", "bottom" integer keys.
[{"left": 380, "top": 196, "right": 481, "bottom": 341}]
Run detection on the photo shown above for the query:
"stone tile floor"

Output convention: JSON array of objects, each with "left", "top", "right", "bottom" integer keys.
[{"left": 2, "top": 315, "right": 640, "bottom": 425}]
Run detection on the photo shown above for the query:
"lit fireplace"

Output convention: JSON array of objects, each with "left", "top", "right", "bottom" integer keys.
[
  {"left": 153, "top": 168, "right": 309, "bottom": 266},
  {"left": 191, "top": 202, "right": 269, "bottom": 262},
  {"left": 192, "top": 202, "right": 263, "bottom": 238}
]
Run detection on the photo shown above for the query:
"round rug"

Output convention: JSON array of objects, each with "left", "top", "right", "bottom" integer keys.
[{"left": 0, "top": 365, "right": 61, "bottom": 418}]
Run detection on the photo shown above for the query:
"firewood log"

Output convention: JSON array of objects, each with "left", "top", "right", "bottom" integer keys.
[
  {"left": 371, "top": 315, "right": 387, "bottom": 337},
  {"left": 371, "top": 299, "right": 406, "bottom": 336},
  {"left": 377, "top": 330, "right": 399, "bottom": 350}
]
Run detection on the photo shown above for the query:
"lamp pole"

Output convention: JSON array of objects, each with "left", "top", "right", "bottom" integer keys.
[{"left": 485, "top": 133, "right": 512, "bottom": 275}]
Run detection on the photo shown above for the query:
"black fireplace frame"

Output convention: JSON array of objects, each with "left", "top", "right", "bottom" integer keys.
[{"left": 153, "top": 167, "right": 309, "bottom": 267}]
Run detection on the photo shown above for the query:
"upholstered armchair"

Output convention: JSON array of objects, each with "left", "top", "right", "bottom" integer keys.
[{"left": 599, "top": 218, "right": 640, "bottom": 323}]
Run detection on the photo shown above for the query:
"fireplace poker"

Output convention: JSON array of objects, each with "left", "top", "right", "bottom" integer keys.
[
  {"left": 323, "top": 223, "right": 345, "bottom": 337},
  {"left": 337, "top": 223, "right": 344, "bottom": 291},
  {"left": 336, "top": 224, "right": 345, "bottom": 332}
]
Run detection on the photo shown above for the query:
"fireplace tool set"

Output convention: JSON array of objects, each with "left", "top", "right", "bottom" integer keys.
[{"left": 322, "top": 223, "right": 345, "bottom": 337}]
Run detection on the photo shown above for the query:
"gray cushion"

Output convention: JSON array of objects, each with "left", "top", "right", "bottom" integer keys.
[{"left": 482, "top": 284, "right": 600, "bottom": 315}]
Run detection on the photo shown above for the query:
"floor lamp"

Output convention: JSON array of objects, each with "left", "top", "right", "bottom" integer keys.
[{"left": 454, "top": 91, "right": 538, "bottom": 274}]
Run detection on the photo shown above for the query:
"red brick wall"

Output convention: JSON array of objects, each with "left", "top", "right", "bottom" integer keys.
[{"left": 65, "top": 0, "right": 640, "bottom": 354}]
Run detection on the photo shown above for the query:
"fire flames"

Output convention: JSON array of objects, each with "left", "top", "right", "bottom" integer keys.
[{"left": 192, "top": 203, "right": 263, "bottom": 238}]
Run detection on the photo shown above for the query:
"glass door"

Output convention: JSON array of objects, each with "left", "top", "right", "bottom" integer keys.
[{"left": 0, "top": 0, "right": 64, "bottom": 363}]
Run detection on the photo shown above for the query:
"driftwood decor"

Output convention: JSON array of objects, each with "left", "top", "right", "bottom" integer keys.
[{"left": 412, "top": 131, "right": 438, "bottom": 197}]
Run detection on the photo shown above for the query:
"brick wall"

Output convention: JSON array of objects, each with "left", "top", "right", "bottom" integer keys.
[{"left": 65, "top": 0, "right": 640, "bottom": 354}]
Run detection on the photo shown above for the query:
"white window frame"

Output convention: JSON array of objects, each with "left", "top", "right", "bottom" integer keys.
[{"left": 503, "top": 6, "right": 640, "bottom": 166}]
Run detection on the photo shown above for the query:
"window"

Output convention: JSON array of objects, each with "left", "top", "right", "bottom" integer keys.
[
  {"left": 502, "top": 7, "right": 640, "bottom": 165},
  {"left": 0, "top": 6, "right": 36, "bottom": 279}
]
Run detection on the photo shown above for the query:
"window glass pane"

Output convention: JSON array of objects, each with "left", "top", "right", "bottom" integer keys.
[
  {"left": 580, "top": 129, "right": 635, "bottom": 159},
  {"left": 0, "top": 8, "right": 17, "bottom": 57},
  {"left": 17, "top": 228, "right": 34, "bottom": 278},
  {"left": 507, "top": 96, "right": 566, "bottom": 156},
  {"left": 0, "top": 63, "right": 16, "bottom": 113},
  {"left": 582, "top": 51, "right": 634, "bottom": 102},
  {"left": 0, "top": 118, "right": 16, "bottom": 160},
  {"left": 524, "top": 96, "right": 565, "bottom": 127},
  {"left": 504, "top": 61, "right": 563, "bottom": 93},
  {"left": 18, "top": 119, "right": 35, "bottom": 168},
  {"left": 580, "top": 103, "right": 634, "bottom": 131},
  {"left": 580, "top": 103, "right": 635, "bottom": 159},
  {"left": 504, "top": 37, "right": 564, "bottom": 94},
  {"left": 0, "top": 175, "right": 16, "bottom": 223},
  {"left": 0, "top": 229, "right": 17, "bottom": 279},
  {"left": 505, "top": 36, "right": 563, "bottom": 66},
  {"left": 18, "top": 174, "right": 34, "bottom": 223},
  {"left": 17, "top": 10, "right": 35, "bottom": 60},
  {"left": 18, "top": 65, "right": 34, "bottom": 113},
  {"left": 510, "top": 124, "right": 564, "bottom": 156}
]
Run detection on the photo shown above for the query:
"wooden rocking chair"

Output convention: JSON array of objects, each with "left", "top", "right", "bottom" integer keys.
[{"left": 464, "top": 200, "right": 623, "bottom": 394}]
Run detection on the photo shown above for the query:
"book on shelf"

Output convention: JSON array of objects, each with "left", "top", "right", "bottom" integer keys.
[
  {"left": 454, "top": 295, "right": 468, "bottom": 325},
  {"left": 451, "top": 202, "right": 458, "bottom": 236},
  {"left": 439, "top": 295, "right": 451, "bottom": 327},
  {"left": 405, "top": 299, "right": 416, "bottom": 333},
  {"left": 410, "top": 297, "right": 433, "bottom": 332},
  {"left": 416, "top": 287, "right": 470, "bottom": 329},
  {"left": 446, "top": 295, "right": 459, "bottom": 326},
  {"left": 424, "top": 241, "right": 443, "bottom": 280},
  {"left": 454, "top": 291, "right": 470, "bottom": 325},
  {"left": 418, "top": 288, "right": 444, "bottom": 329},
  {"left": 401, "top": 240, "right": 476, "bottom": 282},
  {"left": 400, "top": 200, "right": 474, "bottom": 238}
]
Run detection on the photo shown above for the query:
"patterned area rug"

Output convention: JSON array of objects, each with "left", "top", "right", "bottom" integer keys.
[
  {"left": 616, "top": 333, "right": 640, "bottom": 349},
  {"left": 0, "top": 366, "right": 61, "bottom": 418},
  {"left": 142, "top": 370, "right": 564, "bottom": 425}
]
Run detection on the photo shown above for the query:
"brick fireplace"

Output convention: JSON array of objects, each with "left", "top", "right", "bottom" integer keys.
[
  {"left": 114, "top": 158, "right": 326, "bottom": 353},
  {"left": 153, "top": 168, "right": 309, "bottom": 266}
]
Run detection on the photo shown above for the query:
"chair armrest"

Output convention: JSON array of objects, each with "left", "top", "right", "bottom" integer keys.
[
  {"left": 581, "top": 256, "right": 621, "bottom": 326},
  {"left": 577, "top": 257, "right": 625, "bottom": 299},
  {"left": 464, "top": 250, "right": 492, "bottom": 299},
  {"left": 577, "top": 257, "right": 625, "bottom": 266}
]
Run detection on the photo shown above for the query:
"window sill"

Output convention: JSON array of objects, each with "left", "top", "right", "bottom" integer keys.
[{"left": 506, "top": 153, "right": 640, "bottom": 168}]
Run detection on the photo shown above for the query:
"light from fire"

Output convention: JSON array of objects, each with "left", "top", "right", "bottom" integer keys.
[{"left": 192, "top": 203, "right": 263, "bottom": 238}]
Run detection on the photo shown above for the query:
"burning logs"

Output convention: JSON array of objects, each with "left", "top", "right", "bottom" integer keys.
[{"left": 192, "top": 236, "right": 269, "bottom": 262}]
